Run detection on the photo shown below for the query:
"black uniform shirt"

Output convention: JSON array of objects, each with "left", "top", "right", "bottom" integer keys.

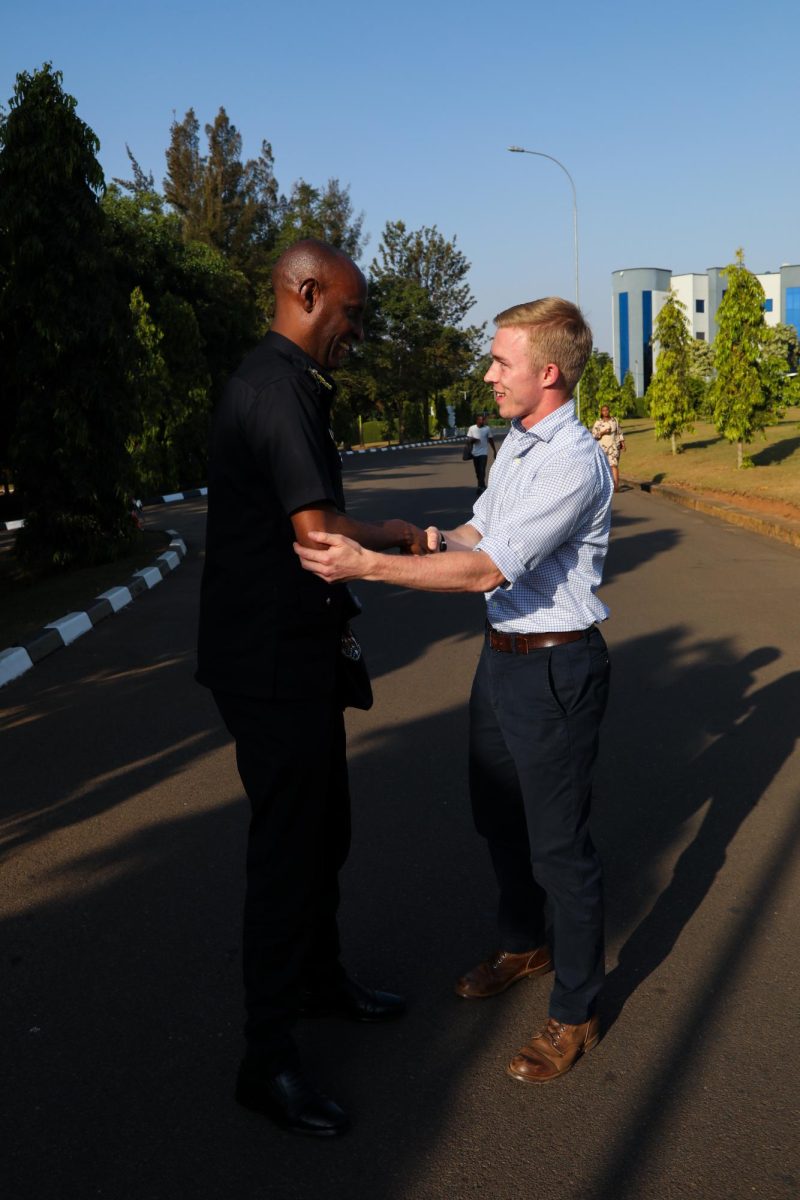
[{"left": 196, "top": 331, "right": 350, "bottom": 700}]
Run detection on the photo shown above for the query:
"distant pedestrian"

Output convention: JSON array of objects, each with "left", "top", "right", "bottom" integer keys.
[
  {"left": 466, "top": 413, "right": 497, "bottom": 494},
  {"left": 591, "top": 404, "right": 625, "bottom": 491}
]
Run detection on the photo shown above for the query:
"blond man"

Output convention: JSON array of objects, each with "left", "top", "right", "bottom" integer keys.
[{"left": 296, "top": 298, "right": 613, "bottom": 1083}]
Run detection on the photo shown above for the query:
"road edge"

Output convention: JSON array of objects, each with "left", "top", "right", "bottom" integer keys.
[
  {"left": 623, "top": 478, "right": 800, "bottom": 549},
  {"left": 0, "top": 530, "right": 187, "bottom": 689}
]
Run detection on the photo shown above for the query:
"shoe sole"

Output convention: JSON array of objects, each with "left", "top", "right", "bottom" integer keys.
[
  {"left": 455, "top": 958, "right": 554, "bottom": 1000},
  {"left": 505, "top": 1033, "right": 600, "bottom": 1084}
]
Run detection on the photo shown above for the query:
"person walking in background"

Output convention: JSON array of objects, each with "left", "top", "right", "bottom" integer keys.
[
  {"left": 591, "top": 404, "right": 625, "bottom": 492},
  {"left": 196, "top": 239, "right": 431, "bottom": 1138},
  {"left": 466, "top": 412, "right": 496, "bottom": 494},
  {"left": 296, "top": 296, "right": 613, "bottom": 1087}
]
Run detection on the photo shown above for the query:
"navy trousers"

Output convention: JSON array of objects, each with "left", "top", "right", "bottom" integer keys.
[
  {"left": 213, "top": 691, "right": 350, "bottom": 1069},
  {"left": 468, "top": 626, "right": 610, "bottom": 1023}
]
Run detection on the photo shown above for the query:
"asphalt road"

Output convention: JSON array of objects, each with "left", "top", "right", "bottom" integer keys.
[{"left": 2, "top": 443, "right": 799, "bottom": 1200}]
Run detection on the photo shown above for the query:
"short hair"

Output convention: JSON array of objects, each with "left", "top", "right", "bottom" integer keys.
[
  {"left": 271, "top": 238, "right": 363, "bottom": 297},
  {"left": 493, "top": 297, "right": 593, "bottom": 394}
]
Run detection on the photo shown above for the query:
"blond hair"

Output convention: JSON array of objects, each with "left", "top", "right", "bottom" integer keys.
[{"left": 494, "top": 297, "right": 592, "bottom": 394}]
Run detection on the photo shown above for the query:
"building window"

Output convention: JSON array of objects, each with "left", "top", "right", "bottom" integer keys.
[
  {"left": 695, "top": 299, "right": 705, "bottom": 313},
  {"left": 695, "top": 332, "right": 706, "bottom": 340},
  {"left": 764, "top": 298, "right": 773, "bottom": 313},
  {"left": 642, "top": 291, "right": 653, "bottom": 389},
  {"left": 786, "top": 287, "right": 800, "bottom": 337},
  {"left": 618, "top": 292, "right": 629, "bottom": 379}
]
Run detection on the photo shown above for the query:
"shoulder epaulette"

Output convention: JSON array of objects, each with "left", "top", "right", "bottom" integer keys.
[{"left": 307, "top": 367, "right": 334, "bottom": 392}]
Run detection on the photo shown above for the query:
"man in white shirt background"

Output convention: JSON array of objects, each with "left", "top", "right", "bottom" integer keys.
[{"left": 466, "top": 412, "right": 496, "bottom": 495}]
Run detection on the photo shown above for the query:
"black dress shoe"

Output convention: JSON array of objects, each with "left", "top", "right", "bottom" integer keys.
[
  {"left": 299, "top": 976, "right": 406, "bottom": 1022},
  {"left": 235, "top": 1061, "right": 349, "bottom": 1137}
]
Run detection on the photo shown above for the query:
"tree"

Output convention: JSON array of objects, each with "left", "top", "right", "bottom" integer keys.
[
  {"left": 357, "top": 274, "right": 442, "bottom": 441},
  {"left": 686, "top": 337, "right": 715, "bottom": 418},
  {"left": 578, "top": 350, "right": 613, "bottom": 420},
  {"left": 163, "top": 108, "right": 204, "bottom": 238},
  {"left": 709, "top": 250, "right": 786, "bottom": 467},
  {"left": 274, "top": 177, "right": 365, "bottom": 260},
  {"left": 595, "top": 361, "right": 622, "bottom": 414},
  {"left": 620, "top": 370, "right": 637, "bottom": 416},
  {"left": 371, "top": 220, "right": 475, "bottom": 327},
  {"left": 362, "top": 221, "right": 483, "bottom": 439},
  {"left": 645, "top": 291, "right": 694, "bottom": 454},
  {"left": 762, "top": 322, "right": 799, "bottom": 374},
  {"left": 102, "top": 187, "right": 261, "bottom": 489},
  {"left": 112, "top": 143, "right": 156, "bottom": 196},
  {"left": 164, "top": 107, "right": 280, "bottom": 291},
  {"left": 0, "top": 64, "right": 137, "bottom": 570}
]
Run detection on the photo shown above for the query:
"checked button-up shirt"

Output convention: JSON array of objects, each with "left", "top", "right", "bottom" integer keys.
[{"left": 469, "top": 401, "right": 613, "bottom": 634}]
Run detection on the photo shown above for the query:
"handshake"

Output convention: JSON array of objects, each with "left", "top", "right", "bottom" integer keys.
[{"left": 393, "top": 520, "right": 444, "bottom": 557}]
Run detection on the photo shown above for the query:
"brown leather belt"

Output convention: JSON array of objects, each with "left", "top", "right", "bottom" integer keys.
[{"left": 486, "top": 623, "right": 588, "bottom": 654}]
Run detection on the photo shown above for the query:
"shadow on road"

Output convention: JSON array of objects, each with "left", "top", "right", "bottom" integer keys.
[{"left": 3, "top": 453, "right": 798, "bottom": 1199}]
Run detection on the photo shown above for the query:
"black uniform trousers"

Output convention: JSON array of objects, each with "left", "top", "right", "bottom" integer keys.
[
  {"left": 213, "top": 689, "right": 350, "bottom": 1070},
  {"left": 468, "top": 625, "right": 610, "bottom": 1024}
]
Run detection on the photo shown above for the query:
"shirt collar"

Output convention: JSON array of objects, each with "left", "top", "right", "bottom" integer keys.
[
  {"left": 511, "top": 399, "right": 575, "bottom": 443},
  {"left": 263, "top": 330, "right": 337, "bottom": 397}
]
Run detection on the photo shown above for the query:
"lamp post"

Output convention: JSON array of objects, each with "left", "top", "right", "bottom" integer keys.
[{"left": 507, "top": 145, "right": 582, "bottom": 419}]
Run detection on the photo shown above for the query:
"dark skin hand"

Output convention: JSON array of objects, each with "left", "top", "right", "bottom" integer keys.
[{"left": 291, "top": 504, "right": 430, "bottom": 555}]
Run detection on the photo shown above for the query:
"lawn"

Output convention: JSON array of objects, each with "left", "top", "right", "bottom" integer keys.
[
  {"left": 0, "top": 529, "right": 170, "bottom": 650},
  {"left": 619, "top": 406, "right": 800, "bottom": 516}
]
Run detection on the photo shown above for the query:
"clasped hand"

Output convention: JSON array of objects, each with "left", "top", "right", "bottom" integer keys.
[{"left": 295, "top": 524, "right": 443, "bottom": 584}]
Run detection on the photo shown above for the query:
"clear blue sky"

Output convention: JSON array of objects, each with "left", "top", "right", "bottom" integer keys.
[{"left": 4, "top": 0, "right": 800, "bottom": 352}]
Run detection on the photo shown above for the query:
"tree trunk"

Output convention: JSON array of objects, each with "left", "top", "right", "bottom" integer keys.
[
  {"left": 737, "top": 441, "right": 743, "bottom": 468},
  {"left": 671, "top": 433, "right": 677, "bottom": 456}
]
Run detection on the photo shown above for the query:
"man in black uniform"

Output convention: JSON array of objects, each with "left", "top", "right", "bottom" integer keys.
[{"left": 197, "top": 239, "right": 429, "bottom": 1137}]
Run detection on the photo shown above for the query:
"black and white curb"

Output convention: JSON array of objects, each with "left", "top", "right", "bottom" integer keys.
[
  {"left": 0, "top": 490, "right": 208, "bottom": 531},
  {"left": 137, "top": 486, "right": 208, "bottom": 508},
  {"left": 342, "top": 434, "right": 463, "bottom": 457},
  {"left": 0, "top": 530, "right": 187, "bottom": 689}
]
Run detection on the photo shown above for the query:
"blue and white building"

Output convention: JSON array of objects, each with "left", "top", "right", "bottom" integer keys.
[{"left": 612, "top": 263, "right": 800, "bottom": 394}]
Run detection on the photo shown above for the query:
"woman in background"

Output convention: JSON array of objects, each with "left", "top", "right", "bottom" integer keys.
[{"left": 591, "top": 404, "right": 624, "bottom": 491}]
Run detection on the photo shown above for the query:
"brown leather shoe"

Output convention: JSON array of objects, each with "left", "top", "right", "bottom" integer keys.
[
  {"left": 454, "top": 946, "right": 552, "bottom": 999},
  {"left": 506, "top": 1014, "right": 600, "bottom": 1083}
]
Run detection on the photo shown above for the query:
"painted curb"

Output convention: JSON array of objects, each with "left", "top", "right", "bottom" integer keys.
[
  {"left": 624, "top": 478, "right": 800, "bottom": 550},
  {"left": 0, "top": 531, "right": 188, "bottom": 690}
]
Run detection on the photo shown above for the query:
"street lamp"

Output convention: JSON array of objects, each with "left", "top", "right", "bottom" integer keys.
[{"left": 507, "top": 145, "right": 582, "bottom": 418}]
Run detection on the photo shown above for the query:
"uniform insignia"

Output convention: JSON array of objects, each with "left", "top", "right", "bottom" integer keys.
[{"left": 307, "top": 367, "right": 333, "bottom": 392}]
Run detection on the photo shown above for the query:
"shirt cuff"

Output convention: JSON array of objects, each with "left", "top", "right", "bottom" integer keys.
[{"left": 474, "top": 537, "right": 525, "bottom": 589}]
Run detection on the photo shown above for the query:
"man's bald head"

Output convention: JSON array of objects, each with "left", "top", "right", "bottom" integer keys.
[
  {"left": 272, "top": 239, "right": 364, "bottom": 308},
  {"left": 271, "top": 239, "right": 367, "bottom": 371}
]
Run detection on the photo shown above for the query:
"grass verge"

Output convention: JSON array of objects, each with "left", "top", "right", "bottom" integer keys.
[
  {"left": 0, "top": 529, "right": 171, "bottom": 649},
  {"left": 619, "top": 407, "right": 800, "bottom": 515}
]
